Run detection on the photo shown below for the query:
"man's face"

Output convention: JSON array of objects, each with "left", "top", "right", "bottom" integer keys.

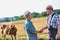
[
  {"left": 46, "top": 9, "right": 52, "bottom": 14},
  {"left": 28, "top": 14, "right": 32, "bottom": 19},
  {"left": 26, "top": 14, "right": 32, "bottom": 19}
]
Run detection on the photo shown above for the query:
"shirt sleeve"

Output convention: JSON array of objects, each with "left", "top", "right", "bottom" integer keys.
[
  {"left": 24, "top": 21, "right": 36, "bottom": 34},
  {"left": 28, "top": 22, "right": 36, "bottom": 33},
  {"left": 55, "top": 15, "right": 60, "bottom": 25}
]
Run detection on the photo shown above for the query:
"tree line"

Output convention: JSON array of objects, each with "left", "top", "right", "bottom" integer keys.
[
  {"left": 13, "top": 9, "right": 60, "bottom": 21},
  {"left": 0, "top": 9, "right": 60, "bottom": 22}
]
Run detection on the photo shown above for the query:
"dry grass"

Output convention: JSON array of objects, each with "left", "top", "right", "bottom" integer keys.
[{"left": 0, "top": 15, "right": 60, "bottom": 39}]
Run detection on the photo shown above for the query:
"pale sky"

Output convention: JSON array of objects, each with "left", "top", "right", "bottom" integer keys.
[{"left": 0, "top": 0, "right": 60, "bottom": 18}]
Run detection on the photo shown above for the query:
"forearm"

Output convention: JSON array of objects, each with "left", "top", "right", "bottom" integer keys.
[
  {"left": 57, "top": 24, "right": 60, "bottom": 33},
  {"left": 42, "top": 25, "right": 48, "bottom": 30},
  {"left": 56, "top": 24, "right": 60, "bottom": 40}
]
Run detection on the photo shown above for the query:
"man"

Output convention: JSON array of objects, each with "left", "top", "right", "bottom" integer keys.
[
  {"left": 24, "top": 11, "right": 41, "bottom": 40},
  {"left": 40, "top": 5, "right": 60, "bottom": 40}
]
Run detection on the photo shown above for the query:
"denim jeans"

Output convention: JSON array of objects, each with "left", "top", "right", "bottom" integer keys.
[{"left": 48, "top": 26, "right": 57, "bottom": 40}]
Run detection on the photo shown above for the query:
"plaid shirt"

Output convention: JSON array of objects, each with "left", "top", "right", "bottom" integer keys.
[{"left": 47, "top": 12, "right": 60, "bottom": 29}]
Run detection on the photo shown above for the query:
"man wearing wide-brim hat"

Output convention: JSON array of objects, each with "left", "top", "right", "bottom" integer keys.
[{"left": 24, "top": 11, "right": 42, "bottom": 40}]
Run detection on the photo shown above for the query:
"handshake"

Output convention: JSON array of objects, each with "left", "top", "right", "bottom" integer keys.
[
  {"left": 35, "top": 26, "right": 47, "bottom": 34},
  {"left": 37, "top": 28, "right": 44, "bottom": 33}
]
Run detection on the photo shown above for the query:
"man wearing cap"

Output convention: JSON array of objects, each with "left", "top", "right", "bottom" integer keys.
[
  {"left": 24, "top": 11, "right": 42, "bottom": 40},
  {"left": 40, "top": 5, "right": 60, "bottom": 40}
]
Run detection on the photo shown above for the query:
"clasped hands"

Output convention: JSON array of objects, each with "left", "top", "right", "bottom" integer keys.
[{"left": 37, "top": 28, "right": 44, "bottom": 33}]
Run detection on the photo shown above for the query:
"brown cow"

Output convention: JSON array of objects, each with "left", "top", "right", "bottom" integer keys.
[{"left": 1, "top": 24, "right": 17, "bottom": 40}]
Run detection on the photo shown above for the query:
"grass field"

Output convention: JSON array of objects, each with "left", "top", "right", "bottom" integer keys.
[{"left": 0, "top": 15, "right": 60, "bottom": 40}]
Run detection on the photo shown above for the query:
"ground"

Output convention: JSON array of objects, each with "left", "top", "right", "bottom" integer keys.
[{"left": 0, "top": 15, "right": 60, "bottom": 40}]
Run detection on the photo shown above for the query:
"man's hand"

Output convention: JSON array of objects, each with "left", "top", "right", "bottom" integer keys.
[
  {"left": 56, "top": 33, "right": 60, "bottom": 40},
  {"left": 35, "top": 25, "right": 48, "bottom": 33},
  {"left": 39, "top": 28, "right": 43, "bottom": 33},
  {"left": 39, "top": 25, "right": 48, "bottom": 33}
]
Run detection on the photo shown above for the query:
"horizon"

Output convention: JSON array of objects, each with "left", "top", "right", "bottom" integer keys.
[{"left": 0, "top": 9, "right": 60, "bottom": 18}]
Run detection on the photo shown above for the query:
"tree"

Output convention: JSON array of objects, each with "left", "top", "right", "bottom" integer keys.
[
  {"left": 13, "top": 16, "right": 20, "bottom": 21},
  {"left": 40, "top": 11, "right": 48, "bottom": 17},
  {"left": 32, "top": 12, "right": 40, "bottom": 18},
  {"left": 19, "top": 15, "right": 25, "bottom": 20},
  {"left": 54, "top": 9, "right": 60, "bottom": 14}
]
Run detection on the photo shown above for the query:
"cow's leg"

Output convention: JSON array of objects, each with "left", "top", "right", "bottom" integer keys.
[
  {"left": 2, "top": 34, "right": 6, "bottom": 40},
  {"left": 14, "top": 35, "right": 16, "bottom": 40},
  {"left": 11, "top": 35, "right": 13, "bottom": 40}
]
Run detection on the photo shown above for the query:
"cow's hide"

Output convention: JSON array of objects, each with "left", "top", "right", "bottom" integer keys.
[{"left": 1, "top": 24, "right": 17, "bottom": 35}]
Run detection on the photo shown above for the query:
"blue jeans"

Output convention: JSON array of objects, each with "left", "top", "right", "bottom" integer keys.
[
  {"left": 48, "top": 26, "right": 57, "bottom": 40},
  {"left": 48, "top": 31, "right": 56, "bottom": 40},
  {"left": 27, "top": 34, "right": 37, "bottom": 40}
]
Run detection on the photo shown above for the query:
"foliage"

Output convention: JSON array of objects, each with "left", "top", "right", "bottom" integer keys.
[
  {"left": 19, "top": 15, "right": 25, "bottom": 20},
  {"left": 32, "top": 12, "right": 40, "bottom": 18},
  {"left": 54, "top": 9, "right": 60, "bottom": 14},
  {"left": 0, "top": 9, "right": 60, "bottom": 22},
  {"left": 40, "top": 11, "right": 48, "bottom": 17}
]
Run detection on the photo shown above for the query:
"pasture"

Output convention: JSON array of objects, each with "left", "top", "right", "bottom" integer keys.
[{"left": 0, "top": 15, "right": 60, "bottom": 40}]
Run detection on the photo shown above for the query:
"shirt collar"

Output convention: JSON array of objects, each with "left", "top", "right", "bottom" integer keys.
[
  {"left": 49, "top": 12, "right": 54, "bottom": 16},
  {"left": 26, "top": 19, "right": 31, "bottom": 21}
]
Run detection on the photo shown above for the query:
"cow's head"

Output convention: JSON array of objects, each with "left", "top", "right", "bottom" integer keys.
[{"left": 1, "top": 24, "right": 6, "bottom": 29}]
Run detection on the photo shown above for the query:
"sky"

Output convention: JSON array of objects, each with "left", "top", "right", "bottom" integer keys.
[{"left": 0, "top": 0, "right": 60, "bottom": 18}]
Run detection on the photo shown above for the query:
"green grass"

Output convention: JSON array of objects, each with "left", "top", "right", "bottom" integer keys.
[{"left": 0, "top": 38, "right": 48, "bottom": 40}]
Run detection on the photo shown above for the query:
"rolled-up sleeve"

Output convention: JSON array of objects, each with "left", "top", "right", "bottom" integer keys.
[
  {"left": 29, "top": 22, "right": 36, "bottom": 33},
  {"left": 30, "top": 25, "right": 36, "bottom": 33},
  {"left": 24, "top": 22, "right": 36, "bottom": 34}
]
